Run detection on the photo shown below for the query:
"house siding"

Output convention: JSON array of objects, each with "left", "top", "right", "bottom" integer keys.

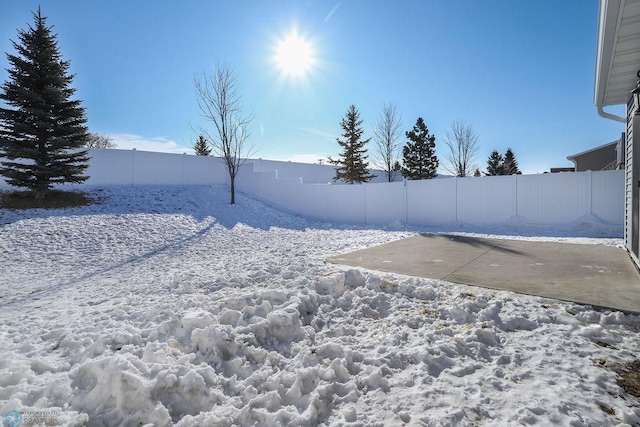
[
  {"left": 626, "top": 93, "right": 639, "bottom": 262},
  {"left": 571, "top": 143, "right": 618, "bottom": 171}
]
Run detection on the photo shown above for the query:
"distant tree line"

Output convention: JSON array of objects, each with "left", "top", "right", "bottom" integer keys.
[
  {"left": 328, "top": 102, "right": 486, "bottom": 184},
  {"left": 327, "top": 100, "right": 530, "bottom": 184},
  {"left": 485, "top": 148, "right": 521, "bottom": 176}
]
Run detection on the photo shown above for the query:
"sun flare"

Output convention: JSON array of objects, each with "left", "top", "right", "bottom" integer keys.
[{"left": 275, "top": 31, "right": 314, "bottom": 77}]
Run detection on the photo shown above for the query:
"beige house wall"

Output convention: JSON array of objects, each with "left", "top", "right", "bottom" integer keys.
[{"left": 569, "top": 143, "right": 618, "bottom": 171}]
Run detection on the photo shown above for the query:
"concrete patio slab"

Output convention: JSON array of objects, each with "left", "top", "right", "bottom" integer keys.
[{"left": 326, "top": 234, "right": 640, "bottom": 313}]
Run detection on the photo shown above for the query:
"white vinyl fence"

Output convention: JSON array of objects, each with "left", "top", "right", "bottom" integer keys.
[
  {"left": 85, "top": 148, "right": 229, "bottom": 186},
  {"left": 0, "top": 148, "right": 624, "bottom": 228},
  {"left": 0, "top": 148, "right": 229, "bottom": 187},
  {"left": 237, "top": 165, "right": 624, "bottom": 226}
]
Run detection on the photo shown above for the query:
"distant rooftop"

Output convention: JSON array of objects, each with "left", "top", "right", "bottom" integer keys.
[{"left": 567, "top": 140, "right": 619, "bottom": 160}]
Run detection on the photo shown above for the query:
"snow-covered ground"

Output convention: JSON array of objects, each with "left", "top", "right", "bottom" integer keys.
[{"left": 0, "top": 185, "right": 638, "bottom": 426}]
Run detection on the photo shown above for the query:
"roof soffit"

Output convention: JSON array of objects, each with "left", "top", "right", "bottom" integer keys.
[{"left": 595, "top": 0, "right": 640, "bottom": 107}]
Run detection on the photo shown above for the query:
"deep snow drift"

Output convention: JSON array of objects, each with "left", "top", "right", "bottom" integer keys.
[{"left": 0, "top": 185, "right": 638, "bottom": 426}]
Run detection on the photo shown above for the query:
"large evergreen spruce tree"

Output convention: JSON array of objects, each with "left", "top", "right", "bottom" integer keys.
[
  {"left": 486, "top": 148, "right": 521, "bottom": 176},
  {"left": 486, "top": 150, "right": 505, "bottom": 176},
  {"left": 330, "top": 104, "right": 375, "bottom": 184},
  {"left": 401, "top": 117, "right": 438, "bottom": 180},
  {"left": 0, "top": 9, "right": 89, "bottom": 196},
  {"left": 502, "top": 148, "right": 521, "bottom": 175}
]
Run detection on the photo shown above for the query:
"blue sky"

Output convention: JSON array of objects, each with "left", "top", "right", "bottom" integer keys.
[{"left": 0, "top": 0, "right": 626, "bottom": 174}]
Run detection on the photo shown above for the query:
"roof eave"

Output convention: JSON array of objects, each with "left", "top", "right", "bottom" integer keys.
[
  {"left": 594, "top": 0, "right": 624, "bottom": 108},
  {"left": 566, "top": 140, "right": 620, "bottom": 160}
]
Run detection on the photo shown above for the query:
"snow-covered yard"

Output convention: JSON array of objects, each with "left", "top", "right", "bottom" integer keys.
[{"left": 0, "top": 185, "right": 638, "bottom": 426}]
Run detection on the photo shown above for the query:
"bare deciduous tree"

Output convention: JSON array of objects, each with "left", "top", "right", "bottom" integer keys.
[
  {"left": 85, "top": 133, "right": 115, "bottom": 149},
  {"left": 443, "top": 119, "right": 480, "bottom": 177},
  {"left": 372, "top": 102, "right": 402, "bottom": 182},
  {"left": 194, "top": 64, "right": 253, "bottom": 204}
]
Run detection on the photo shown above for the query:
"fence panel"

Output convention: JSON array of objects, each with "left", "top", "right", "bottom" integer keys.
[
  {"left": 406, "top": 178, "right": 457, "bottom": 225},
  {"left": 86, "top": 149, "right": 228, "bottom": 186},
  {"left": 457, "top": 175, "right": 517, "bottom": 224},
  {"left": 270, "top": 178, "right": 304, "bottom": 212},
  {"left": 591, "top": 170, "right": 625, "bottom": 224},
  {"left": 330, "top": 184, "right": 366, "bottom": 224},
  {"left": 131, "top": 151, "right": 186, "bottom": 185},
  {"left": 365, "top": 182, "right": 406, "bottom": 225},
  {"left": 253, "top": 159, "right": 336, "bottom": 183},
  {"left": 516, "top": 173, "right": 588, "bottom": 224},
  {"left": 250, "top": 170, "right": 279, "bottom": 200},
  {"left": 296, "top": 184, "right": 331, "bottom": 221},
  {"left": 185, "top": 155, "right": 228, "bottom": 185},
  {"left": 235, "top": 162, "right": 258, "bottom": 193},
  {"left": 85, "top": 149, "right": 134, "bottom": 185}
]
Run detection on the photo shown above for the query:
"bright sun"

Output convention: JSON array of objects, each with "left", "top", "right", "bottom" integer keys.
[{"left": 275, "top": 31, "right": 314, "bottom": 77}]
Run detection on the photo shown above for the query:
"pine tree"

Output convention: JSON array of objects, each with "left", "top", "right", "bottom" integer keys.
[
  {"left": 329, "top": 104, "right": 375, "bottom": 184},
  {"left": 401, "top": 117, "right": 438, "bottom": 180},
  {"left": 0, "top": 9, "right": 89, "bottom": 196},
  {"left": 486, "top": 150, "right": 505, "bottom": 176},
  {"left": 503, "top": 148, "right": 521, "bottom": 175},
  {"left": 193, "top": 135, "right": 211, "bottom": 156},
  {"left": 392, "top": 160, "right": 402, "bottom": 173}
]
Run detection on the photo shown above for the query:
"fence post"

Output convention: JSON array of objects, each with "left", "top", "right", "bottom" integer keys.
[
  {"left": 328, "top": 182, "right": 333, "bottom": 223},
  {"left": 183, "top": 152, "right": 187, "bottom": 186},
  {"left": 513, "top": 174, "right": 518, "bottom": 218},
  {"left": 363, "top": 183, "right": 367, "bottom": 225},
  {"left": 404, "top": 178, "right": 408, "bottom": 226},
  {"left": 586, "top": 170, "right": 593, "bottom": 216},
  {"left": 131, "top": 148, "right": 136, "bottom": 186},
  {"left": 455, "top": 176, "right": 459, "bottom": 223}
]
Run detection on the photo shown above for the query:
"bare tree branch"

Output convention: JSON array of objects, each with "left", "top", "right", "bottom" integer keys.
[
  {"left": 372, "top": 102, "right": 402, "bottom": 182},
  {"left": 443, "top": 119, "right": 480, "bottom": 177},
  {"left": 194, "top": 64, "right": 254, "bottom": 204},
  {"left": 85, "top": 133, "right": 115, "bottom": 149}
]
